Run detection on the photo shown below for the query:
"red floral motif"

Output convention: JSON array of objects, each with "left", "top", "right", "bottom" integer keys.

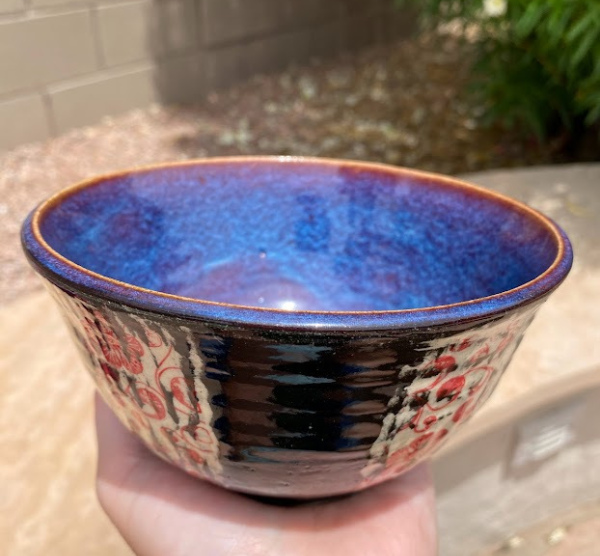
[
  {"left": 452, "top": 399, "right": 474, "bottom": 424},
  {"left": 100, "top": 331, "right": 144, "bottom": 374},
  {"left": 186, "top": 449, "right": 205, "bottom": 465},
  {"left": 134, "top": 385, "right": 167, "bottom": 420},
  {"left": 144, "top": 327, "right": 163, "bottom": 348},
  {"left": 161, "top": 423, "right": 216, "bottom": 466},
  {"left": 100, "top": 361, "right": 119, "bottom": 382},
  {"left": 385, "top": 428, "right": 449, "bottom": 476},
  {"left": 80, "top": 309, "right": 145, "bottom": 375},
  {"left": 464, "top": 365, "right": 494, "bottom": 394},
  {"left": 371, "top": 316, "right": 531, "bottom": 482},
  {"left": 433, "top": 355, "right": 456, "bottom": 372},
  {"left": 450, "top": 338, "right": 472, "bottom": 352},
  {"left": 408, "top": 409, "right": 438, "bottom": 433},
  {"left": 170, "top": 376, "right": 203, "bottom": 413},
  {"left": 496, "top": 332, "right": 514, "bottom": 356},
  {"left": 431, "top": 375, "right": 466, "bottom": 409},
  {"left": 55, "top": 291, "right": 221, "bottom": 480},
  {"left": 168, "top": 424, "right": 214, "bottom": 449},
  {"left": 80, "top": 316, "right": 96, "bottom": 344},
  {"left": 468, "top": 344, "right": 490, "bottom": 364}
]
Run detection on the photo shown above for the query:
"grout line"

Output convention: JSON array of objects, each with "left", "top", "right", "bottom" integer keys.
[
  {"left": 89, "top": 4, "right": 106, "bottom": 69},
  {"left": 202, "top": 15, "right": 352, "bottom": 55},
  {"left": 201, "top": 7, "right": 343, "bottom": 51},
  {"left": 40, "top": 87, "right": 57, "bottom": 137},
  {"left": 194, "top": 0, "right": 205, "bottom": 50},
  {"left": 45, "top": 59, "right": 156, "bottom": 95},
  {"left": 24, "top": 2, "right": 96, "bottom": 18},
  {"left": 0, "top": 86, "right": 37, "bottom": 103}
]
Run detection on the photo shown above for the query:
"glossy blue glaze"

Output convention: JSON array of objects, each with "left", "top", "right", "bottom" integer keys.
[{"left": 22, "top": 158, "right": 572, "bottom": 329}]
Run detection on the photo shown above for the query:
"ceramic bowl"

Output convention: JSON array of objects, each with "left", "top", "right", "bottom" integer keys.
[{"left": 22, "top": 157, "right": 572, "bottom": 498}]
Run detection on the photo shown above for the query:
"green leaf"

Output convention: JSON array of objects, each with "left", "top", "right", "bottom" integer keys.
[
  {"left": 545, "top": 3, "right": 576, "bottom": 43},
  {"left": 515, "top": 2, "right": 548, "bottom": 38},
  {"left": 398, "top": 0, "right": 600, "bottom": 138},
  {"left": 584, "top": 102, "right": 600, "bottom": 126},
  {"left": 566, "top": 14, "right": 591, "bottom": 44},
  {"left": 572, "top": 25, "right": 600, "bottom": 67}
]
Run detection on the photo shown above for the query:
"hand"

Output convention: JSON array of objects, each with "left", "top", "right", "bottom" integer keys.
[{"left": 95, "top": 394, "right": 437, "bottom": 556}]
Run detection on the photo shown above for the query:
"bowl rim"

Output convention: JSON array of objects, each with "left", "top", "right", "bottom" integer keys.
[{"left": 21, "top": 156, "right": 573, "bottom": 330}]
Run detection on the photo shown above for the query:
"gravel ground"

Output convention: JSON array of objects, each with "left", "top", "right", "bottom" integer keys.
[{"left": 1, "top": 33, "right": 557, "bottom": 304}]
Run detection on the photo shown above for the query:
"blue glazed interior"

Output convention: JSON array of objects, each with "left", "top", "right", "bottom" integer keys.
[{"left": 37, "top": 160, "right": 560, "bottom": 314}]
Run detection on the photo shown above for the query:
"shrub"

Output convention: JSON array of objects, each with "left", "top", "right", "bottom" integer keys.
[{"left": 398, "top": 0, "right": 600, "bottom": 142}]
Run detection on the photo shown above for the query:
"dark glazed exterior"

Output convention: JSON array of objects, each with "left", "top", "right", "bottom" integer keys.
[
  {"left": 22, "top": 157, "right": 573, "bottom": 498},
  {"left": 48, "top": 284, "right": 539, "bottom": 497}
]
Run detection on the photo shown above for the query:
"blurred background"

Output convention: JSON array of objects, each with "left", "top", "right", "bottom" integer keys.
[{"left": 0, "top": 1, "right": 599, "bottom": 555}]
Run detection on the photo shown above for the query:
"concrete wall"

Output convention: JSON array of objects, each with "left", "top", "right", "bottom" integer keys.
[
  {"left": 0, "top": 0, "right": 414, "bottom": 151},
  {"left": 434, "top": 388, "right": 600, "bottom": 555}
]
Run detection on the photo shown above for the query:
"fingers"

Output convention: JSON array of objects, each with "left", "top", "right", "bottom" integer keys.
[
  {"left": 95, "top": 393, "right": 186, "bottom": 555},
  {"left": 95, "top": 393, "right": 149, "bottom": 476},
  {"left": 281, "top": 464, "right": 437, "bottom": 556},
  {"left": 94, "top": 395, "right": 280, "bottom": 555},
  {"left": 95, "top": 395, "right": 437, "bottom": 556}
]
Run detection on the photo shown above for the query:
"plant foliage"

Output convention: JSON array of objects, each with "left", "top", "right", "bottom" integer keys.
[{"left": 398, "top": 0, "right": 600, "bottom": 140}]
